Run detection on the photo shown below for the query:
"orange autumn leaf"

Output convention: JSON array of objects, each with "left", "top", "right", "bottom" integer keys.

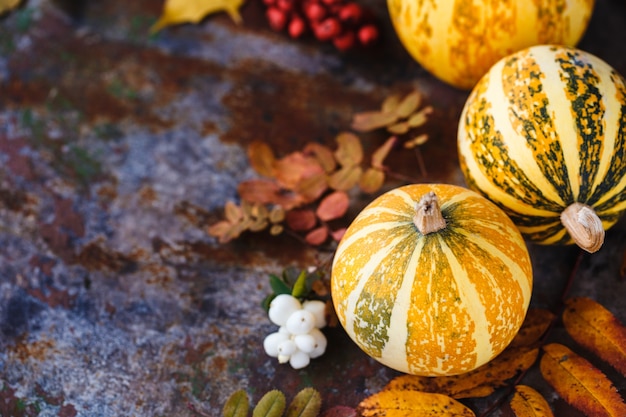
[
  {"left": 386, "top": 346, "right": 539, "bottom": 399},
  {"left": 304, "top": 142, "right": 337, "bottom": 173},
  {"left": 357, "top": 390, "right": 475, "bottom": 417},
  {"left": 285, "top": 209, "right": 317, "bottom": 232},
  {"left": 359, "top": 167, "right": 385, "bottom": 194},
  {"left": 351, "top": 110, "right": 398, "bottom": 132},
  {"left": 540, "top": 343, "right": 626, "bottom": 417},
  {"left": 296, "top": 172, "right": 328, "bottom": 203},
  {"left": 510, "top": 308, "right": 556, "bottom": 348},
  {"left": 334, "top": 132, "right": 363, "bottom": 167},
  {"left": 305, "top": 226, "right": 328, "bottom": 246},
  {"left": 316, "top": 191, "right": 349, "bottom": 222},
  {"left": 151, "top": 0, "right": 244, "bottom": 33},
  {"left": 248, "top": 141, "right": 276, "bottom": 178},
  {"left": 509, "top": 385, "right": 554, "bottom": 417},
  {"left": 562, "top": 297, "right": 626, "bottom": 376},
  {"left": 328, "top": 165, "right": 363, "bottom": 191},
  {"left": 238, "top": 179, "right": 303, "bottom": 210},
  {"left": 371, "top": 137, "right": 396, "bottom": 170},
  {"left": 273, "top": 152, "right": 325, "bottom": 190}
]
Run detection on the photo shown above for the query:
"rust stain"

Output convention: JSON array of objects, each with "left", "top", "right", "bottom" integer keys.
[
  {"left": 74, "top": 240, "right": 138, "bottom": 273},
  {"left": 27, "top": 287, "right": 77, "bottom": 309},
  {"left": 11, "top": 337, "right": 57, "bottom": 363}
]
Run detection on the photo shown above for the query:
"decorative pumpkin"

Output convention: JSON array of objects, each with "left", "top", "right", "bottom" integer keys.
[
  {"left": 331, "top": 183, "right": 533, "bottom": 376},
  {"left": 387, "top": 0, "right": 595, "bottom": 90},
  {"left": 457, "top": 45, "right": 626, "bottom": 253}
]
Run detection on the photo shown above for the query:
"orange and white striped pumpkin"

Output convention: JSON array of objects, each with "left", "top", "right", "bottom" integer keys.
[
  {"left": 458, "top": 45, "right": 626, "bottom": 253},
  {"left": 387, "top": 0, "right": 595, "bottom": 90},
  {"left": 331, "top": 183, "right": 533, "bottom": 376}
]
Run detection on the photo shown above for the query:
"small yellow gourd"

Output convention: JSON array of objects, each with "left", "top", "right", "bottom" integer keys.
[{"left": 331, "top": 183, "right": 533, "bottom": 376}]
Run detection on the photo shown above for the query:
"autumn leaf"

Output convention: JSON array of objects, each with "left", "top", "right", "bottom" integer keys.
[
  {"left": 359, "top": 168, "right": 385, "bottom": 194},
  {"left": 296, "top": 172, "right": 328, "bottom": 203},
  {"left": 273, "top": 152, "right": 325, "bottom": 191},
  {"left": 334, "top": 132, "right": 363, "bottom": 167},
  {"left": 351, "top": 110, "right": 398, "bottom": 132},
  {"left": 285, "top": 209, "right": 317, "bottom": 231},
  {"left": 510, "top": 308, "right": 555, "bottom": 348},
  {"left": 357, "top": 390, "right": 475, "bottom": 417},
  {"left": 328, "top": 165, "right": 363, "bottom": 191},
  {"left": 253, "top": 390, "right": 286, "bottom": 417},
  {"left": 151, "top": 0, "right": 245, "bottom": 33},
  {"left": 393, "top": 91, "right": 422, "bottom": 119},
  {"left": 223, "top": 389, "right": 249, "bottom": 417},
  {"left": 509, "top": 385, "right": 554, "bottom": 417},
  {"left": 238, "top": 179, "right": 303, "bottom": 210},
  {"left": 0, "top": 0, "right": 21, "bottom": 15},
  {"left": 562, "top": 297, "right": 626, "bottom": 376},
  {"left": 540, "top": 343, "right": 626, "bottom": 417},
  {"left": 304, "top": 142, "right": 337, "bottom": 173},
  {"left": 316, "top": 191, "right": 349, "bottom": 221},
  {"left": 248, "top": 141, "right": 276, "bottom": 178},
  {"left": 285, "top": 387, "right": 321, "bottom": 417},
  {"left": 320, "top": 406, "right": 357, "bottom": 417},
  {"left": 385, "top": 346, "right": 539, "bottom": 399},
  {"left": 371, "top": 137, "right": 396, "bottom": 170},
  {"left": 305, "top": 226, "right": 328, "bottom": 246}
]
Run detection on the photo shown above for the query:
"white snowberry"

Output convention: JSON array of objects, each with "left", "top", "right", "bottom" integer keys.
[
  {"left": 277, "top": 339, "right": 297, "bottom": 356},
  {"left": 294, "top": 333, "right": 316, "bottom": 353},
  {"left": 268, "top": 294, "right": 302, "bottom": 326},
  {"left": 263, "top": 332, "right": 290, "bottom": 357},
  {"left": 285, "top": 309, "right": 316, "bottom": 335},
  {"left": 289, "top": 350, "right": 311, "bottom": 369},
  {"left": 303, "top": 300, "right": 327, "bottom": 329},
  {"left": 308, "top": 328, "right": 327, "bottom": 359}
]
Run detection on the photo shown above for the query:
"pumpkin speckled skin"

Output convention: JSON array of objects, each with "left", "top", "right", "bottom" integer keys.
[
  {"left": 458, "top": 45, "right": 626, "bottom": 246},
  {"left": 387, "top": 0, "right": 595, "bottom": 90},
  {"left": 331, "top": 184, "right": 533, "bottom": 376}
]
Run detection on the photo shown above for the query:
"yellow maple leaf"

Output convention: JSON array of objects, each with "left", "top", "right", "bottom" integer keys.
[
  {"left": 151, "top": 0, "right": 245, "bottom": 33},
  {"left": 0, "top": 0, "right": 22, "bottom": 15}
]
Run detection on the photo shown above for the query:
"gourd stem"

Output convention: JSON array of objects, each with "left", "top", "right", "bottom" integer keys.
[
  {"left": 413, "top": 192, "right": 446, "bottom": 235},
  {"left": 560, "top": 203, "right": 605, "bottom": 253}
]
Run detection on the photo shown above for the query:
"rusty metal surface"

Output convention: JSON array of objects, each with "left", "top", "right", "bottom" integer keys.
[{"left": 0, "top": 0, "right": 625, "bottom": 416}]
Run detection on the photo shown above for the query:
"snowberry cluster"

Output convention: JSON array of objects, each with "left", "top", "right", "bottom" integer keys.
[
  {"left": 262, "top": 0, "right": 379, "bottom": 51},
  {"left": 263, "top": 294, "right": 328, "bottom": 369}
]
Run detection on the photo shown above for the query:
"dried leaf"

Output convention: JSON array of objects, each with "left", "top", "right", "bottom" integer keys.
[
  {"left": 351, "top": 111, "right": 398, "bottom": 132},
  {"left": 320, "top": 405, "right": 357, "bottom": 417},
  {"left": 316, "top": 191, "right": 349, "bottom": 222},
  {"left": 381, "top": 94, "right": 401, "bottom": 114},
  {"left": 223, "top": 201, "right": 243, "bottom": 223},
  {"left": 223, "top": 389, "right": 249, "bottom": 417},
  {"left": 0, "top": 0, "right": 21, "bottom": 15},
  {"left": 386, "top": 121, "right": 410, "bottom": 135},
  {"left": 269, "top": 224, "right": 283, "bottom": 235},
  {"left": 305, "top": 226, "right": 328, "bottom": 246},
  {"left": 249, "top": 218, "right": 269, "bottom": 232},
  {"left": 328, "top": 165, "right": 363, "bottom": 191},
  {"left": 393, "top": 91, "right": 422, "bottom": 119},
  {"left": 540, "top": 343, "right": 626, "bottom": 417},
  {"left": 386, "top": 346, "right": 539, "bottom": 399},
  {"left": 151, "top": 0, "right": 244, "bottom": 33},
  {"left": 285, "top": 209, "right": 317, "bottom": 232},
  {"left": 403, "top": 134, "right": 429, "bottom": 149},
  {"left": 208, "top": 220, "right": 248, "bottom": 244},
  {"left": 562, "top": 297, "right": 626, "bottom": 376},
  {"left": 371, "top": 137, "right": 396, "bottom": 170},
  {"left": 248, "top": 141, "right": 276, "bottom": 178},
  {"left": 253, "top": 390, "right": 286, "bottom": 417},
  {"left": 509, "top": 385, "right": 553, "bottom": 417},
  {"left": 238, "top": 180, "right": 280, "bottom": 205},
  {"left": 296, "top": 172, "right": 328, "bottom": 203},
  {"left": 407, "top": 106, "right": 433, "bottom": 128},
  {"left": 331, "top": 228, "right": 347, "bottom": 242},
  {"left": 510, "top": 308, "right": 556, "bottom": 348},
  {"left": 359, "top": 168, "right": 385, "bottom": 194},
  {"left": 334, "top": 132, "right": 363, "bottom": 167},
  {"left": 269, "top": 206, "right": 285, "bottom": 223},
  {"left": 286, "top": 387, "right": 322, "bottom": 417},
  {"left": 304, "top": 143, "right": 337, "bottom": 173},
  {"left": 273, "top": 152, "right": 325, "bottom": 190},
  {"left": 358, "top": 390, "right": 475, "bottom": 417}
]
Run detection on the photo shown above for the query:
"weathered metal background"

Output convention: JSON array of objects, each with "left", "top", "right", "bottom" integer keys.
[{"left": 0, "top": 0, "right": 625, "bottom": 416}]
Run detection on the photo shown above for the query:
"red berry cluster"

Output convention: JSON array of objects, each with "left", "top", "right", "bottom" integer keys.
[{"left": 263, "top": 0, "right": 379, "bottom": 51}]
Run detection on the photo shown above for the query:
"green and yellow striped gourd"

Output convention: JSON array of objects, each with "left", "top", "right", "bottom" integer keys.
[
  {"left": 458, "top": 45, "right": 626, "bottom": 253},
  {"left": 331, "top": 183, "right": 533, "bottom": 376}
]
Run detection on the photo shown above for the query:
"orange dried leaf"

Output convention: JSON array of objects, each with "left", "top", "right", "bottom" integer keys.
[
  {"left": 304, "top": 142, "right": 337, "bottom": 173},
  {"left": 328, "top": 165, "right": 362, "bottom": 191},
  {"left": 386, "top": 121, "right": 409, "bottom": 135},
  {"left": 224, "top": 201, "right": 243, "bottom": 223},
  {"left": 371, "top": 137, "right": 396, "bottom": 170},
  {"left": 316, "top": 191, "right": 349, "bottom": 221},
  {"left": 238, "top": 179, "right": 280, "bottom": 205},
  {"left": 357, "top": 390, "right": 475, "bottom": 417},
  {"left": 334, "top": 132, "right": 363, "bottom": 167},
  {"left": 351, "top": 111, "right": 398, "bottom": 132},
  {"left": 305, "top": 226, "right": 328, "bottom": 246},
  {"left": 510, "top": 385, "right": 554, "bottom": 417},
  {"left": 296, "top": 172, "right": 328, "bottom": 203},
  {"left": 510, "top": 308, "right": 555, "bottom": 348},
  {"left": 151, "top": 0, "right": 244, "bottom": 33},
  {"left": 359, "top": 168, "right": 385, "bottom": 194},
  {"left": 381, "top": 94, "right": 401, "bottom": 114},
  {"left": 208, "top": 220, "right": 233, "bottom": 239},
  {"left": 540, "top": 343, "right": 626, "bottom": 417},
  {"left": 269, "top": 224, "right": 283, "bottom": 235},
  {"left": 562, "top": 297, "right": 626, "bottom": 376},
  {"left": 385, "top": 346, "right": 539, "bottom": 399},
  {"left": 248, "top": 141, "right": 276, "bottom": 178},
  {"left": 273, "top": 152, "right": 324, "bottom": 190},
  {"left": 393, "top": 91, "right": 422, "bottom": 119},
  {"left": 331, "top": 227, "right": 346, "bottom": 242},
  {"left": 285, "top": 210, "right": 317, "bottom": 232},
  {"left": 407, "top": 106, "right": 433, "bottom": 128},
  {"left": 403, "top": 134, "right": 429, "bottom": 149}
]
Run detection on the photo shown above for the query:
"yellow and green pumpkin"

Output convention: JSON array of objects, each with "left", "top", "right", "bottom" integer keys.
[
  {"left": 458, "top": 45, "right": 626, "bottom": 253},
  {"left": 331, "top": 183, "right": 533, "bottom": 376},
  {"left": 387, "top": 0, "right": 595, "bottom": 90}
]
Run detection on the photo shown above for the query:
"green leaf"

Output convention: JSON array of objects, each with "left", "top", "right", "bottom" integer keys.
[
  {"left": 253, "top": 390, "right": 286, "bottom": 417},
  {"left": 291, "top": 270, "right": 309, "bottom": 299},
  {"left": 269, "top": 274, "right": 292, "bottom": 295},
  {"left": 286, "top": 387, "right": 322, "bottom": 417},
  {"left": 223, "top": 389, "right": 249, "bottom": 417},
  {"left": 261, "top": 293, "right": 275, "bottom": 312}
]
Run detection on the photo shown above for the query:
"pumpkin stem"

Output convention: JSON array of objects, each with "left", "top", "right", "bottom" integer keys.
[
  {"left": 560, "top": 203, "right": 605, "bottom": 253},
  {"left": 414, "top": 192, "right": 447, "bottom": 235}
]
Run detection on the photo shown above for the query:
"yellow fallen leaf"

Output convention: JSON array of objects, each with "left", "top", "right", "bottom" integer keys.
[
  {"left": 509, "top": 385, "right": 554, "bottom": 417},
  {"left": 151, "top": 0, "right": 244, "bottom": 33},
  {"left": 385, "top": 346, "right": 539, "bottom": 399},
  {"left": 0, "top": 0, "right": 21, "bottom": 14},
  {"left": 357, "top": 390, "right": 475, "bottom": 417},
  {"left": 540, "top": 343, "right": 626, "bottom": 417},
  {"left": 562, "top": 297, "right": 626, "bottom": 376},
  {"left": 510, "top": 308, "right": 555, "bottom": 348}
]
